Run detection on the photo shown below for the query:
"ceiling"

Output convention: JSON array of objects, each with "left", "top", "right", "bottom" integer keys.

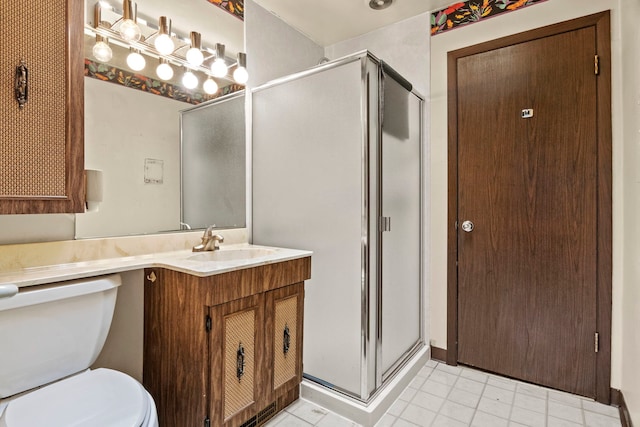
[{"left": 252, "top": 0, "right": 454, "bottom": 46}]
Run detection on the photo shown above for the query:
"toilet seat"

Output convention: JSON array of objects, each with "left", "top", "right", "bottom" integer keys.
[{"left": 0, "top": 368, "right": 152, "bottom": 427}]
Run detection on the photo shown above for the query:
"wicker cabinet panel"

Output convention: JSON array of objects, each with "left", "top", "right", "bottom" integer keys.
[
  {"left": 270, "top": 285, "right": 303, "bottom": 394},
  {"left": 211, "top": 296, "right": 262, "bottom": 426},
  {"left": 0, "top": 0, "right": 84, "bottom": 213},
  {"left": 224, "top": 309, "right": 256, "bottom": 418}
]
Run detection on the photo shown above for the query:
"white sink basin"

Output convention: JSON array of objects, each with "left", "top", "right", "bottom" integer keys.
[{"left": 187, "top": 248, "right": 277, "bottom": 262}]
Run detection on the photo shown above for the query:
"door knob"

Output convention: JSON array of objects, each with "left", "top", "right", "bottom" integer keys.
[{"left": 461, "top": 220, "right": 474, "bottom": 233}]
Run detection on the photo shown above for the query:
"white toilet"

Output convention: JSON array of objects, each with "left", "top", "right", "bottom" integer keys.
[{"left": 0, "top": 274, "right": 158, "bottom": 427}]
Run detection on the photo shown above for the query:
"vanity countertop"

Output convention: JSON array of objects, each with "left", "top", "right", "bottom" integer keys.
[{"left": 0, "top": 243, "right": 312, "bottom": 288}]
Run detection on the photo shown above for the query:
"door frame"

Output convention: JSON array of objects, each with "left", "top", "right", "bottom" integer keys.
[{"left": 446, "top": 11, "right": 612, "bottom": 403}]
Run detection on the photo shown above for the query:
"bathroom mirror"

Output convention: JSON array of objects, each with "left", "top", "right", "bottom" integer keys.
[
  {"left": 181, "top": 91, "right": 246, "bottom": 230},
  {"left": 75, "top": 0, "right": 246, "bottom": 239}
]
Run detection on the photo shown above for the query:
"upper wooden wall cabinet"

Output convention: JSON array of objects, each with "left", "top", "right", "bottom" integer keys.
[{"left": 0, "top": 0, "right": 85, "bottom": 214}]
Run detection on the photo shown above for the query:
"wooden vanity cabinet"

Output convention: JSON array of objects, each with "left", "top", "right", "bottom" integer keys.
[
  {"left": 143, "top": 256, "right": 310, "bottom": 427},
  {"left": 0, "top": 0, "right": 85, "bottom": 214}
]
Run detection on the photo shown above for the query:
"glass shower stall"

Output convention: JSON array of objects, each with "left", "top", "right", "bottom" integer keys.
[{"left": 251, "top": 51, "right": 424, "bottom": 402}]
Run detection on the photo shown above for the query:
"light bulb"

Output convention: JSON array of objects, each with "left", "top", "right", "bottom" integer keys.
[
  {"left": 210, "top": 58, "right": 228, "bottom": 78},
  {"left": 154, "top": 34, "right": 175, "bottom": 55},
  {"left": 126, "top": 51, "right": 146, "bottom": 71},
  {"left": 203, "top": 78, "right": 218, "bottom": 95},
  {"left": 156, "top": 62, "right": 174, "bottom": 80},
  {"left": 186, "top": 47, "right": 204, "bottom": 67},
  {"left": 182, "top": 70, "right": 198, "bottom": 89},
  {"left": 233, "top": 67, "right": 248, "bottom": 84},
  {"left": 92, "top": 41, "right": 113, "bottom": 62},
  {"left": 119, "top": 19, "right": 141, "bottom": 41},
  {"left": 186, "top": 32, "right": 204, "bottom": 67}
]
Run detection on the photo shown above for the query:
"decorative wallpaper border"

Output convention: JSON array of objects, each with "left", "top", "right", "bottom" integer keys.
[
  {"left": 205, "top": 0, "right": 244, "bottom": 20},
  {"left": 431, "top": 0, "right": 549, "bottom": 36},
  {"left": 84, "top": 59, "right": 244, "bottom": 105}
]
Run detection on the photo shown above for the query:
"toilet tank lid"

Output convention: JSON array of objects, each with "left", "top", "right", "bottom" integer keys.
[
  {"left": 0, "top": 274, "right": 121, "bottom": 312},
  {"left": 1, "top": 368, "right": 147, "bottom": 427}
]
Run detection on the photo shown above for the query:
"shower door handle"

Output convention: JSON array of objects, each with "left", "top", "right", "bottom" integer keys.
[{"left": 379, "top": 216, "right": 391, "bottom": 232}]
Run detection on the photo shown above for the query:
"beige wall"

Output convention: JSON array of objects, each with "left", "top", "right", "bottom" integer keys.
[
  {"left": 244, "top": 0, "right": 324, "bottom": 88},
  {"left": 620, "top": 0, "right": 640, "bottom": 422},
  {"left": 429, "top": 0, "right": 625, "bottom": 389},
  {"left": 92, "top": 270, "right": 144, "bottom": 381}
]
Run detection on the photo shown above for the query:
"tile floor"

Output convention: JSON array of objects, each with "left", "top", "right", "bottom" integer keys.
[{"left": 265, "top": 360, "right": 622, "bottom": 427}]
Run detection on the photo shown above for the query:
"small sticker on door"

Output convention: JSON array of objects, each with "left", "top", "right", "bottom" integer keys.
[{"left": 521, "top": 109, "right": 534, "bottom": 118}]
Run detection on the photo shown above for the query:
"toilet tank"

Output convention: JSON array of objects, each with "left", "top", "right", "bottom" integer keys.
[{"left": 0, "top": 274, "right": 122, "bottom": 398}]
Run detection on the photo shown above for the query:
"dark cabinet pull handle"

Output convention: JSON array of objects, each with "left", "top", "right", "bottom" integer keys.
[
  {"left": 236, "top": 343, "right": 245, "bottom": 381},
  {"left": 15, "top": 61, "right": 28, "bottom": 109},
  {"left": 283, "top": 324, "right": 291, "bottom": 355}
]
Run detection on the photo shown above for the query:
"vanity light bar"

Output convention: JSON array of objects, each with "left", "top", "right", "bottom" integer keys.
[{"left": 88, "top": 1, "right": 248, "bottom": 87}]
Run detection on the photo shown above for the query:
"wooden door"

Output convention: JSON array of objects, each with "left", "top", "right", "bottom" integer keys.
[{"left": 449, "top": 13, "right": 611, "bottom": 399}]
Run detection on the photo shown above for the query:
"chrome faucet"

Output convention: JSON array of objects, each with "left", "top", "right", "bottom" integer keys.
[{"left": 192, "top": 225, "right": 224, "bottom": 252}]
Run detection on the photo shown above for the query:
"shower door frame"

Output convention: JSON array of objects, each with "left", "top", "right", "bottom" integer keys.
[{"left": 250, "top": 51, "right": 426, "bottom": 403}]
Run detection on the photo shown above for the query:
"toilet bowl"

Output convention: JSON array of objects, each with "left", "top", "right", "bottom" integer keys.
[
  {"left": 0, "top": 369, "right": 158, "bottom": 427},
  {"left": 0, "top": 274, "right": 158, "bottom": 427}
]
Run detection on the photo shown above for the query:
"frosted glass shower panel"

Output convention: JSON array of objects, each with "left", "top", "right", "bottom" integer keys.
[
  {"left": 181, "top": 92, "right": 246, "bottom": 230},
  {"left": 252, "top": 60, "right": 364, "bottom": 395},
  {"left": 252, "top": 52, "right": 424, "bottom": 402},
  {"left": 381, "top": 76, "right": 422, "bottom": 375}
]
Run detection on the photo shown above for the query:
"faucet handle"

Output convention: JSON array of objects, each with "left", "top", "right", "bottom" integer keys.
[
  {"left": 193, "top": 226, "right": 222, "bottom": 252},
  {"left": 211, "top": 234, "right": 224, "bottom": 250}
]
